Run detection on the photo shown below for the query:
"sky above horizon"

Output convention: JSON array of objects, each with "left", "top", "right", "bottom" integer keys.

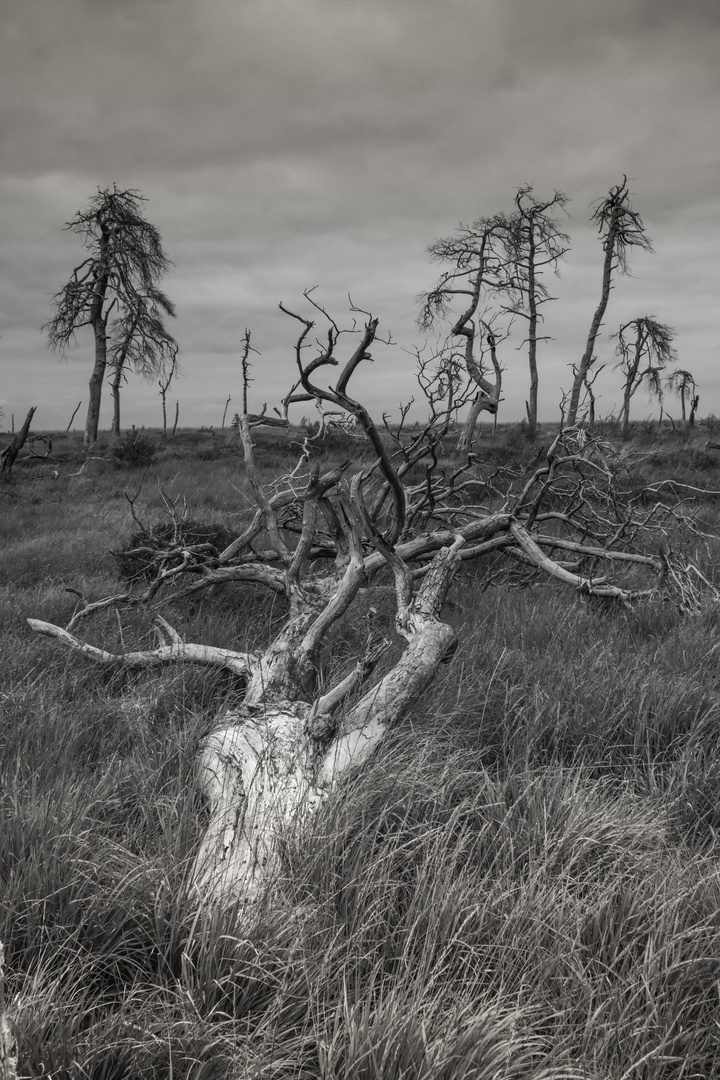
[{"left": 1, "top": 0, "right": 719, "bottom": 433}]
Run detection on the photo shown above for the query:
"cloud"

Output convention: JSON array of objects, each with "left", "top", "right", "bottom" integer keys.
[{"left": 0, "top": 0, "right": 718, "bottom": 431}]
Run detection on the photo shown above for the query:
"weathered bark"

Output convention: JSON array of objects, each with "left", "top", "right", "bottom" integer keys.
[
  {"left": 110, "top": 358, "right": 124, "bottom": 437},
  {"left": 0, "top": 943, "right": 18, "bottom": 1080},
  {"left": 192, "top": 540, "right": 464, "bottom": 903},
  {"left": 456, "top": 394, "right": 495, "bottom": 453},
  {"left": 192, "top": 701, "right": 324, "bottom": 901},
  {"left": 85, "top": 327, "right": 108, "bottom": 446},
  {"left": 0, "top": 407, "right": 36, "bottom": 475},
  {"left": 456, "top": 330, "right": 501, "bottom": 453}
]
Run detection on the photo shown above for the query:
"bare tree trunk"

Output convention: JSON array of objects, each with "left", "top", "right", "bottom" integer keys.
[
  {"left": 85, "top": 325, "right": 108, "bottom": 446},
  {"left": 457, "top": 396, "right": 494, "bottom": 453},
  {"left": 0, "top": 407, "right": 36, "bottom": 475},
  {"left": 110, "top": 361, "right": 124, "bottom": 437},
  {"left": 620, "top": 389, "right": 632, "bottom": 440},
  {"left": 66, "top": 401, "right": 82, "bottom": 433},
  {"left": 83, "top": 227, "right": 111, "bottom": 447},
  {"left": 0, "top": 943, "right": 18, "bottom": 1080},
  {"left": 526, "top": 227, "right": 539, "bottom": 437},
  {"left": 455, "top": 330, "right": 501, "bottom": 453},
  {"left": 567, "top": 236, "right": 614, "bottom": 427},
  {"left": 689, "top": 394, "right": 699, "bottom": 427}
]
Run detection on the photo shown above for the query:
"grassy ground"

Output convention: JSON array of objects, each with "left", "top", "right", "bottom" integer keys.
[{"left": 2, "top": 423, "right": 720, "bottom": 1078}]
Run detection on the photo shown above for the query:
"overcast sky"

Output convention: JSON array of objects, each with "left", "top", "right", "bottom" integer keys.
[{"left": 1, "top": 0, "right": 718, "bottom": 433}]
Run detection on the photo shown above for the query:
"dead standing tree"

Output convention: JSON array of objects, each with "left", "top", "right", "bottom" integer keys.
[
  {"left": 108, "top": 290, "right": 177, "bottom": 437},
  {"left": 419, "top": 215, "right": 513, "bottom": 452},
  {"left": 667, "top": 368, "right": 698, "bottom": 426},
  {"left": 566, "top": 177, "right": 653, "bottom": 427},
  {"left": 615, "top": 317, "right": 676, "bottom": 438},
  {"left": 503, "top": 186, "right": 570, "bottom": 437},
  {"left": 158, "top": 344, "right": 180, "bottom": 438},
  {"left": 27, "top": 297, "right": 717, "bottom": 908},
  {"left": 44, "top": 186, "right": 175, "bottom": 447}
]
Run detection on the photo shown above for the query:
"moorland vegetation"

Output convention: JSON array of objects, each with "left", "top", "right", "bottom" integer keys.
[{"left": 2, "top": 418, "right": 720, "bottom": 1078}]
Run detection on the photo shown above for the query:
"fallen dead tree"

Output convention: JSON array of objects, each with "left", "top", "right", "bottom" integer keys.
[{"left": 27, "top": 295, "right": 719, "bottom": 907}]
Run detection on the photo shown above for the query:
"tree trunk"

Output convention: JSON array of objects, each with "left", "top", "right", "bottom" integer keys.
[
  {"left": 620, "top": 388, "right": 632, "bottom": 440},
  {"left": 526, "top": 226, "right": 539, "bottom": 437},
  {"left": 66, "top": 401, "right": 82, "bottom": 434},
  {"left": 0, "top": 943, "right": 18, "bottom": 1080},
  {"left": 457, "top": 396, "right": 494, "bottom": 453},
  {"left": 192, "top": 544, "right": 462, "bottom": 904},
  {"left": 85, "top": 321, "right": 108, "bottom": 446},
  {"left": 110, "top": 361, "right": 124, "bottom": 437},
  {"left": 567, "top": 214, "right": 619, "bottom": 426},
  {"left": 0, "top": 407, "right": 36, "bottom": 475}
]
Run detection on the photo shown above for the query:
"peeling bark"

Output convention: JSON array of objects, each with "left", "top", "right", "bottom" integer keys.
[{"left": 192, "top": 702, "right": 325, "bottom": 902}]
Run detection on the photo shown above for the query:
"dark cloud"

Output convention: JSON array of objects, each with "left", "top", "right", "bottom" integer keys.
[{"left": 1, "top": 0, "right": 718, "bottom": 429}]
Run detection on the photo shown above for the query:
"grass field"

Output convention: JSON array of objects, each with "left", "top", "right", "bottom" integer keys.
[{"left": 2, "top": 422, "right": 720, "bottom": 1078}]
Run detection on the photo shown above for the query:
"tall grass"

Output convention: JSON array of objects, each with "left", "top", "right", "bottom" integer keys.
[{"left": 2, "top": 426, "right": 720, "bottom": 1077}]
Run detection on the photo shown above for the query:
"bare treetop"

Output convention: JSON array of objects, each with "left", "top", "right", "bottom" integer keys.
[{"left": 590, "top": 175, "right": 653, "bottom": 274}]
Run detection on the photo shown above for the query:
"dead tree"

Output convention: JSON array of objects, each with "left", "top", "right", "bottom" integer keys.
[
  {"left": 0, "top": 408, "right": 36, "bottom": 476},
  {"left": 418, "top": 215, "right": 513, "bottom": 451},
  {"left": 44, "top": 186, "right": 175, "bottom": 446},
  {"left": 566, "top": 178, "right": 653, "bottom": 427},
  {"left": 158, "top": 346, "right": 179, "bottom": 438},
  {"left": 667, "top": 369, "right": 697, "bottom": 425},
  {"left": 109, "top": 293, "right": 177, "bottom": 437},
  {"left": 615, "top": 317, "right": 676, "bottom": 438},
  {"left": 27, "top": 297, "right": 717, "bottom": 908},
  {"left": 504, "top": 186, "right": 570, "bottom": 437}
]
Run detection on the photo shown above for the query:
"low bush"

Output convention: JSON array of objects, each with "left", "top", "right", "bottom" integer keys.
[
  {"left": 110, "top": 432, "right": 157, "bottom": 469},
  {"left": 113, "top": 518, "right": 236, "bottom": 581}
]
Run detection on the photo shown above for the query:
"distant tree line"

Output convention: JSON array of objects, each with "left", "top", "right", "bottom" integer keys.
[{"left": 43, "top": 178, "right": 698, "bottom": 445}]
